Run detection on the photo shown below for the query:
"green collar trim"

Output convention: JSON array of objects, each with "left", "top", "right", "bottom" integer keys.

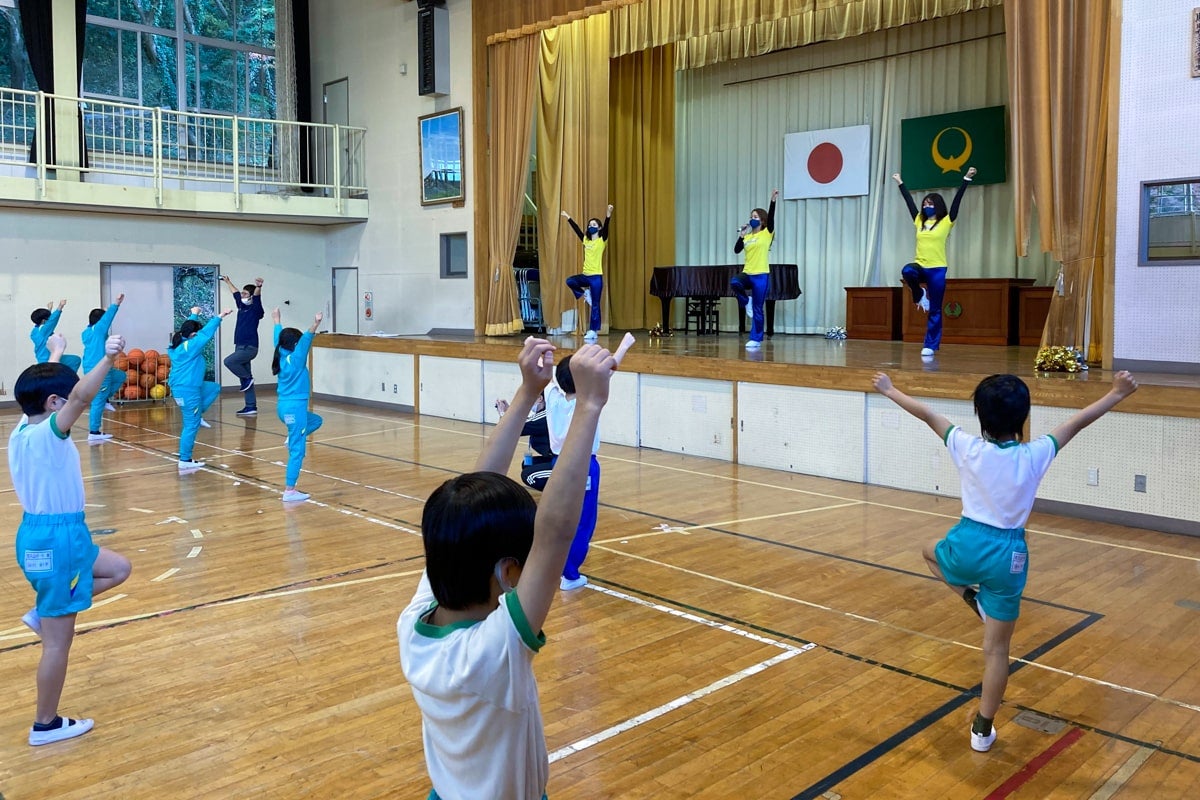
[
  {"left": 413, "top": 603, "right": 480, "bottom": 638},
  {"left": 505, "top": 591, "right": 546, "bottom": 652},
  {"left": 49, "top": 413, "right": 69, "bottom": 440}
]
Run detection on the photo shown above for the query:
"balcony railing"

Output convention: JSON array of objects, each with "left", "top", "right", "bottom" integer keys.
[{"left": 0, "top": 87, "right": 367, "bottom": 210}]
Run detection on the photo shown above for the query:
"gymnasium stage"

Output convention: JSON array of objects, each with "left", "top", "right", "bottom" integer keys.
[{"left": 316, "top": 330, "right": 1200, "bottom": 420}]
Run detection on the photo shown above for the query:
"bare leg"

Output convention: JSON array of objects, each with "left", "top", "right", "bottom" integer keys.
[
  {"left": 92, "top": 547, "right": 131, "bottom": 595},
  {"left": 35, "top": 614, "right": 76, "bottom": 724},
  {"left": 922, "top": 540, "right": 971, "bottom": 599},
  {"left": 979, "top": 617, "right": 1017, "bottom": 719}
]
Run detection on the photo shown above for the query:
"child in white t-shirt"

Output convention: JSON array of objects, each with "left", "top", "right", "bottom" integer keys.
[
  {"left": 10, "top": 332, "right": 133, "bottom": 746},
  {"left": 873, "top": 370, "right": 1138, "bottom": 753},
  {"left": 399, "top": 338, "right": 618, "bottom": 800}
]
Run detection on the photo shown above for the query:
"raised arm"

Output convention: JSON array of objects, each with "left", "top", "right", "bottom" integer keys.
[
  {"left": 47, "top": 333, "right": 67, "bottom": 363},
  {"left": 59, "top": 335, "right": 125, "bottom": 431},
  {"left": 254, "top": 277, "right": 264, "bottom": 296},
  {"left": 892, "top": 173, "right": 920, "bottom": 220},
  {"left": 873, "top": 372, "right": 953, "bottom": 441},
  {"left": 474, "top": 337, "right": 556, "bottom": 475},
  {"left": 95, "top": 294, "right": 124, "bottom": 335},
  {"left": 599, "top": 204, "right": 613, "bottom": 241},
  {"left": 765, "top": 189, "right": 778, "bottom": 233},
  {"left": 517, "top": 343, "right": 615, "bottom": 633},
  {"left": 561, "top": 210, "right": 584, "bottom": 241},
  {"left": 290, "top": 312, "right": 324, "bottom": 362},
  {"left": 1049, "top": 371, "right": 1138, "bottom": 451},
  {"left": 948, "top": 166, "right": 976, "bottom": 222}
]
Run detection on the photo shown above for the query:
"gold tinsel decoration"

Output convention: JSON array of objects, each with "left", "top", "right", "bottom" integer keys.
[
  {"left": 648, "top": 323, "right": 672, "bottom": 338},
  {"left": 1035, "top": 345, "right": 1084, "bottom": 373}
]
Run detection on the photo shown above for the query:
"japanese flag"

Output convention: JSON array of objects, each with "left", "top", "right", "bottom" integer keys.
[{"left": 783, "top": 125, "right": 871, "bottom": 199}]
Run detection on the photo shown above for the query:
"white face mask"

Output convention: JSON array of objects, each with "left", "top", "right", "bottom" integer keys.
[{"left": 494, "top": 558, "right": 518, "bottom": 593}]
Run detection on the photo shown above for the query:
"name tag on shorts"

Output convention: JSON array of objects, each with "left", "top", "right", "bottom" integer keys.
[
  {"left": 1010, "top": 551, "right": 1027, "bottom": 574},
  {"left": 24, "top": 549, "right": 54, "bottom": 573}
]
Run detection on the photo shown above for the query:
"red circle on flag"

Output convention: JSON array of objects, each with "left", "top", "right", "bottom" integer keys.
[{"left": 807, "top": 142, "right": 843, "bottom": 184}]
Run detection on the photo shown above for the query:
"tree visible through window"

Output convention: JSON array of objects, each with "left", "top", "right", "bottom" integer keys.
[{"left": 0, "top": 0, "right": 37, "bottom": 91}]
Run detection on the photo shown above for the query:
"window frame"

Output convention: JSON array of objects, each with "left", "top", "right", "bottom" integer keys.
[{"left": 1139, "top": 178, "right": 1200, "bottom": 267}]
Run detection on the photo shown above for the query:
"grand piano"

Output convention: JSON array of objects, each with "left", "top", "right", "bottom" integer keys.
[{"left": 649, "top": 264, "right": 801, "bottom": 336}]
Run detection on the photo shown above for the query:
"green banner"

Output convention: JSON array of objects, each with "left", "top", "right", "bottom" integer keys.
[{"left": 900, "top": 105, "right": 1007, "bottom": 190}]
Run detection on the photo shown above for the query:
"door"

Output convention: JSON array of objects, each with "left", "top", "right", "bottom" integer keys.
[
  {"left": 332, "top": 267, "right": 359, "bottom": 334},
  {"left": 322, "top": 78, "right": 350, "bottom": 194}
]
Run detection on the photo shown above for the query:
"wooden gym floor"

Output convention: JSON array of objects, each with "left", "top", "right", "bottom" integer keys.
[{"left": 0, "top": 391, "right": 1198, "bottom": 799}]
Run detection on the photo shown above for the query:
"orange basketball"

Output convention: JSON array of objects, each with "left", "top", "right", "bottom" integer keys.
[
  {"left": 140, "top": 358, "right": 158, "bottom": 374},
  {"left": 138, "top": 373, "right": 156, "bottom": 389},
  {"left": 122, "top": 385, "right": 142, "bottom": 400},
  {"left": 160, "top": 382, "right": 171, "bottom": 397},
  {"left": 125, "top": 369, "right": 139, "bottom": 386},
  {"left": 158, "top": 353, "right": 170, "bottom": 367},
  {"left": 126, "top": 348, "right": 144, "bottom": 365},
  {"left": 143, "top": 349, "right": 160, "bottom": 361},
  {"left": 156, "top": 364, "right": 169, "bottom": 381},
  {"left": 114, "top": 353, "right": 128, "bottom": 370}
]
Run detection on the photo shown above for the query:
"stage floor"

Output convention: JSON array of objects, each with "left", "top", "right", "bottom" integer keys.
[{"left": 331, "top": 331, "right": 1198, "bottom": 418}]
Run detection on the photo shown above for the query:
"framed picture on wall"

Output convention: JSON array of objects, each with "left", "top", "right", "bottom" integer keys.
[
  {"left": 1193, "top": 8, "right": 1200, "bottom": 78},
  {"left": 418, "top": 107, "right": 465, "bottom": 205}
]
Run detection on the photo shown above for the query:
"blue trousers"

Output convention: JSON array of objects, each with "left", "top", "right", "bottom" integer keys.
[
  {"left": 901, "top": 264, "right": 947, "bottom": 350},
  {"left": 278, "top": 400, "right": 323, "bottom": 486},
  {"left": 223, "top": 344, "right": 259, "bottom": 406},
  {"left": 566, "top": 274, "right": 604, "bottom": 333},
  {"left": 177, "top": 381, "right": 221, "bottom": 461},
  {"left": 562, "top": 455, "right": 600, "bottom": 581},
  {"left": 88, "top": 367, "right": 127, "bottom": 433},
  {"left": 731, "top": 272, "right": 769, "bottom": 342}
]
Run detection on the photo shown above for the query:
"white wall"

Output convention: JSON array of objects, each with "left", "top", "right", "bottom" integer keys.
[
  {"left": 0, "top": 208, "right": 329, "bottom": 394},
  {"left": 1114, "top": 1, "right": 1200, "bottom": 369},
  {"left": 310, "top": 0, "right": 476, "bottom": 335}
]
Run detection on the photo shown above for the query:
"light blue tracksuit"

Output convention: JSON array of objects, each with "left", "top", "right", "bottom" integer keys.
[
  {"left": 82, "top": 303, "right": 127, "bottom": 433},
  {"left": 274, "top": 324, "right": 323, "bottom": 486},
  {"left": 170, "top": 316, "right": 223, "bottom": 462}
]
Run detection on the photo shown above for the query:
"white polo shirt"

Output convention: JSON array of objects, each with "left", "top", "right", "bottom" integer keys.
[
  {"left": 544, "top": 384, "right": 600, "bottom": 456},
  {"left": 945, "top": 425, "right": 1059, "bottom": 530},
  {"left": 8, "top": 414, "right": 85, "bottom": 515},
  {"left": 398, "top": 572, "right": 548, "bottom": 800}
]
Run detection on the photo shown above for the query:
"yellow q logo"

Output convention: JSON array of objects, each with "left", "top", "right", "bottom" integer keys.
[{"left": 931, "top": 127, "right": 972, "bottom": 174}]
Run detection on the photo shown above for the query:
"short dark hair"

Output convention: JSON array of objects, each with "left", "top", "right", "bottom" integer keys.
[
  {"left": 555, "top": 355, "right": 575, "bottom": 395},
  {"left": 89, "top": 308, "right": 105, "bottom": 326},
  {"left": 15, "top": 362, "right": 79, "bottom": 416},
  {"left": 973, "top": 374, "right": 1030, "bottom": 441},
  {"left": 31, "top": 308, "right": 50, "bottom": 326},
  {"left": 272, "top": 327, "right": 302, "bottom": 375},
  {"left": 243, "top": 284, "right": 256, "bottom": 294},
  {"left": 921, "top": 192, "right": 949, "bottom": 221},
  {"left": 421, "top": 472, "right": 537, "bottom": 609}
]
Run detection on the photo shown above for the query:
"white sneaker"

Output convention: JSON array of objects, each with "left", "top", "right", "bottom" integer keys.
[
  {"left": 199, "top": 418, "right": 212, "bottom": 429},
  {"left": 282, "top": 490, "right": 311, "bottom": 503},
  {"left": 745, "top": 340, "right": 761, "bottom": 350},
  {"left": 21, "top": 608, "right": 41, "bottom": 636},
  {"left": 581, "top": 288, "right": 592, "bottom": 306},
  {"left": 584, "top": 331, "right": 598, "bottom": 343},
  {"left": 178, "top": 459, "right": 205, "bottom": 471},
  {"left": 970, "top": 725, "right": 997, "bottom": 752},
  {"left": 87, "top": 432, "right": 114, "bottom": 443},
  {"left": 560, "top": 575, "right": 588, "bottom": 591},
  {"left": 29, "top": 717, "right": 94, "bottom": 747},
  {"left": 917, "top": 290, "right": 930, "bottom": 313},
  {"left": 920, "top": 347, "right": 935, "bottom": 356},
  {"left": 104, "top": 402, "right": 116, "bottom": 411}
]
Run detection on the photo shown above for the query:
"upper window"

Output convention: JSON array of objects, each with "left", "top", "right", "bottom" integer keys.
[
  {"left": 82, "top": 0, "right": 276, "bottom": 118},
  {"left": 1140, "top": 179, "right": 1200, "bottom": 266},
  {"left": 0, "top": 0, "right": 38, "bottom": 91}
]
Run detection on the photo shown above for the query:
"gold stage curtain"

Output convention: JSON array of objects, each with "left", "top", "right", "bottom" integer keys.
[
  {"left": 609, "top": 44, "right": 675, "bottom": 329},
  {"left": 485, "top": 0, "right": 641, "bottom": 45},
  {"left": 1005, "top": 0, "right": 1114, "bottom": 361},
  {"left": 484, "top": 36, "right": 539, "bottom": 336},
  {"left": 609, "top": 0, "right": 1002, "bottom": 68},
  {"left": 536, "top": 14, "right": 611, "bottom": 334}
]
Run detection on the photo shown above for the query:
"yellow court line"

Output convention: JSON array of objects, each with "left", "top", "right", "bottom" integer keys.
[{"left": 594, "top": 544, "right": 1200, "bottom": 714}]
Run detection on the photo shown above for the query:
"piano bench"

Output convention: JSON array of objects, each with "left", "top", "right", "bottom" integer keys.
[{"left": 685, "top": 297, "right": 720, "bottom": 336}]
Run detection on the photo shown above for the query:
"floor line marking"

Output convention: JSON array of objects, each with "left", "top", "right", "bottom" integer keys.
[
  {"left": 592, "top": 502, "right": 866, "bottom": 544},
  {"left": 1087, "top": 745, "right": 1155, "bottom": 800},
  {"left": 984, "top": 727, "right": 1085, "bottom": 799},
  {"left": 187, "top": 546, "right": 202, "bottom": 559},
  {"left": 191, "top": 529, "right": 204, "bottom": 539},
  {"left": 595, "top": 545, "right": 1200, "bottom": 714},
  {"left": 150, "top": 567, "right": 179, "bottom": 582}
]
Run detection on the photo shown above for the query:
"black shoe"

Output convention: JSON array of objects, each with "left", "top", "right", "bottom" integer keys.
[
  {"left": 238, "top": 377, "right": 254, "bottom": 392},
  {"left": 962, "top": 587, "right": 984, "bottom": 621},
  {"left": 236, "top": 407, "right": 258, "bottom": 417}
]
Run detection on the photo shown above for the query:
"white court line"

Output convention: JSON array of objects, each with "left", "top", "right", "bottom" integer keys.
[
  {"left": 129, "top": 507, "right": 156, "bottom": 514},
  {"left": 548, "top": 583, "right": 815, "bottom": 763},
  {"left": 191, "top": 529, "right": 204, "bottom": 539},
  {"left": 592, "top": 501, "right": 865, "bottom": 545},
  {"left": 1087, "top": 745, "right": 1155, "bottom": 800},
  {"left": 151, "top": 568, "right": 180, "bottom": 582},
  {"left": 595, "top": 545, "right": 1200, "bottom": 715},
  {"left": 187, "top": 546, "right": 202, "bottom": 559}
]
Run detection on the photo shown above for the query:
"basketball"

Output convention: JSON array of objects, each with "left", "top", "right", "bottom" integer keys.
[
  {"left": 138, "top": 373, "right": 156, "bottom": 389},
  {"left": 125, "top": 369, "right": 139, "bottom": 386},
  {"left": 122, "top": 385, "right": 142, "bottom": 400},
  {"left": 140, "top": 357, "right": 159, "bottom": 374},
  {"left": 144, "top": 349, "right": 159, "bottom": 361},
  {"left": 159, "top": 353, "right": 170, "bottom": 367},
  {"left": 149, "top": 383, "right": 167, "bottom": 399},
  {"left": 157, "top": 364, "right": 169, "bottom": 381},
  {"left": 114, "top": 353, "right": 128, "bottom": 370},
  {"left": 127, "top": 348, "right": 144, "bottom": 365}
]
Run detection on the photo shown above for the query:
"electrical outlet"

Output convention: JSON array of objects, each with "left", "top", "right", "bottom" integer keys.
[
  {"left": 1087, "top": 468, "right": 1099, "bottom": 486},
  {"left": 1134, "top": 474, "right": 1147, "bottom": 493}
]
